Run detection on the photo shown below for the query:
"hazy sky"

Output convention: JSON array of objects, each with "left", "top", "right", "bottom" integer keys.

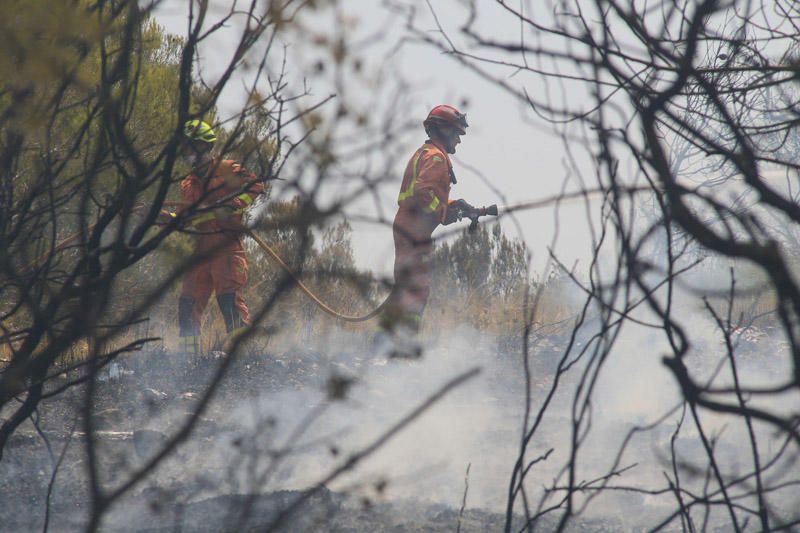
[{"left": 153, "top": 1, "right": 604, "bottom": 278}]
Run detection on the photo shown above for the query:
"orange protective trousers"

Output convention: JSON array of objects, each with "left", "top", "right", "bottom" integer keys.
[
  {"left": 384, "top": 207, "right": 440, "bottom": 331},
  {"left": 180, "top": 244, "right": 250, "bottom": 335}
]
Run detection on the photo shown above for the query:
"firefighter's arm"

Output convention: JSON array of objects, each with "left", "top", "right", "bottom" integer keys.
[
  {"left": 221, "top": 161, "right": 263, "bottom": 208},
  {"left": 156, "top": 176, "right": 199, "bottom": 225},
  {"left": 179, "top": 176, "right": 201, "bottom": 213},
  {"left": 169, "top": 174, "right": 226, "bottom": 229},
  {"left": 218, "top": 162, "right": 264, "bottom": 229}
]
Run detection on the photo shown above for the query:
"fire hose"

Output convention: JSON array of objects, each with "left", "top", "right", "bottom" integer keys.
[
  {"left": 246, "top": 230, "right": 387, "bottom": 323},
  {"left": 293, "top": 186, "right": 647, "bottom": 320},
  {"left": 19, "top": 188, "right": 645, "bottom": 322},
  {"left": 246, "top": 202, "right": 500, "bottom": 322},
  {"left": 17, "top": 202, "right": 499, "bottom": 323}
]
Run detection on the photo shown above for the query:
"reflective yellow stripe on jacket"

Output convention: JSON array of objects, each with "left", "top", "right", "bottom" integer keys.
[
  {"left": 228, "top": 192, "right": 256, "bottom": 217},
  {"left": 426, "top": 194, "right": 440, "bottom": 213},
  {"left": 236, "top": 192, "right": 255, "bottom": 206},
  {"left": 186, "top": 192, "right": 256, "bottom": 227},
  {"left": 398, "top": 149, "right": 443, "bottom": 214},
  {"left": 398, "top": 148, "right": 427, "bottom": 204},
  {"left": 187, "top": 212, "right": 216, "bottom": 227}
]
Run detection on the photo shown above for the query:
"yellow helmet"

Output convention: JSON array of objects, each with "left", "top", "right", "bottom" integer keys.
[{"left": 183, "top": 119, "right": 217, "bottom": 143}]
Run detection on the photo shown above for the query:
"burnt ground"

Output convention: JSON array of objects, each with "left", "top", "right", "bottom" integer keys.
[
  {"left": 0, "top": 331, "right": 633, "bottom": 533},
  {"left": 3, "top": 324, "right": 787, "bottom": 532},
  {"left": 1, "top": 343, "right": 541, "bottom": 533}
]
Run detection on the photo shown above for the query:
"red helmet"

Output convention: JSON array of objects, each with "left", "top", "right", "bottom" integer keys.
[{"left": 423, "top": 104, "right": 468, "bottom": 135}]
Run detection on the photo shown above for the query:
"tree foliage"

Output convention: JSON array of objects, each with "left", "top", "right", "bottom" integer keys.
[
  {"left": 430, "top": 224, "right": 534, "bottom": 332},
  {"left": 0, "top": 2, "right": 337, "bottom": 527}
]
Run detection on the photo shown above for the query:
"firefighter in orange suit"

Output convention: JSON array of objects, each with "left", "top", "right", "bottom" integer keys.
[
  {"left": 381, "top": 105, "right": 476, "bottom": 339},
  {"left": 176, "top": 120, "right": 264, "bottom": 355}
]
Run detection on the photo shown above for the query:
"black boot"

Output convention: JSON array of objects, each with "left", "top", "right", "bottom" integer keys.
[
  {"left": 216, "top": 293, "right": 248, "bottom": 357},
  {"left": 178, "top": 296, "right": 199, "bottom": 357}
]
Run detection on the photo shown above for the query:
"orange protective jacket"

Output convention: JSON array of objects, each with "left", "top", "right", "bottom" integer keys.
[
  {"left": 396, "top": 139, "right": 454, "bottom": 229},
  {"left": 179, "top": 158, "right": 264, "bottom": 255}
]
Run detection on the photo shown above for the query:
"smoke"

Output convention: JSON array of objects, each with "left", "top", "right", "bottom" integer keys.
[
  {"left": 567, "top": 274, "right": 800, "bottom": 525},
  {"left": 225, "top": 325, "right": 525, "bottom": 510},
  {"left": 14, "top": 276, "right": 794, "bottom": 531},
  {"left": 176, "top": 288, "right": 797, "bottom": 527}
]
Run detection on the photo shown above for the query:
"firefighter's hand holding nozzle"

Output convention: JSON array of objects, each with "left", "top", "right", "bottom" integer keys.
[
  {"left": 444, "top": 199, "right": 498, "bottom": 230},
  {"left": 444, "top": 199, "right": 474, "bottom": 225},
  {"left": 467, "top": 204, "right": 499, "bottom": 231}
]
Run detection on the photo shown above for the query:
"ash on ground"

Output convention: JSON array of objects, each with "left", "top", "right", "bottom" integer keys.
[{"left": 2, "top": 324, "right": 790, "bottom": 532}]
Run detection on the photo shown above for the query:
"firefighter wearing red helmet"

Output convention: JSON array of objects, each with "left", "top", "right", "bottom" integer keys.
[{"left": 377, "top": 105, "right": 478, "bottom": 355}]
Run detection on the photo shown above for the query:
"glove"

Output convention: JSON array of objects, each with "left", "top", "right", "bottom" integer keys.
[
  {"left": 156, "top": 209, "right": 177, "bottom": 225},
  {"left": 443, "top": 199, "right": 474, "bottom": 225}
]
